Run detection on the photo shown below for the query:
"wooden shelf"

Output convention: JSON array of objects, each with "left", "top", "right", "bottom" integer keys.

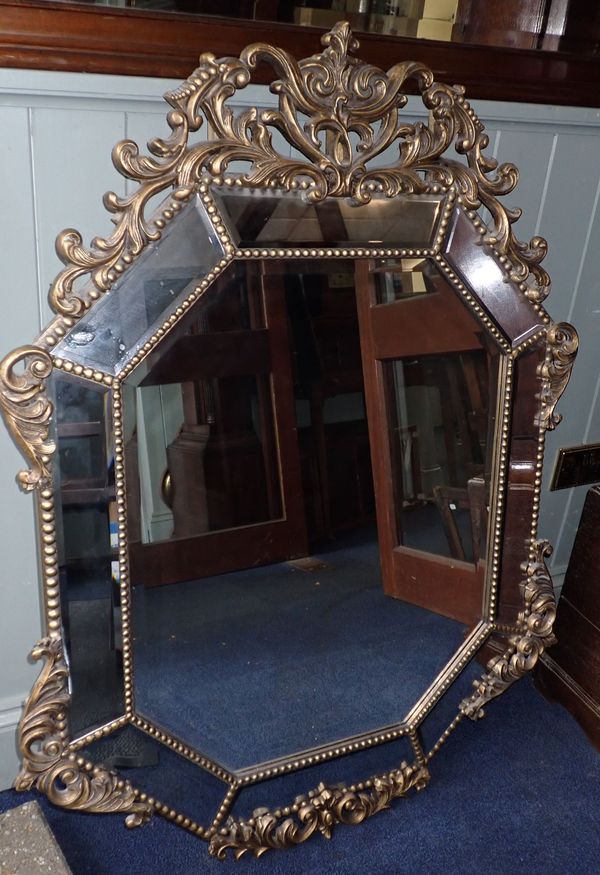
[{"left": 1, "top": 1, "right": 600, "bottom": 107}]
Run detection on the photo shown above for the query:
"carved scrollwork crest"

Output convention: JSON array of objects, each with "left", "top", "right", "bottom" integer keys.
[
  {"left": 49, "top": 21, "right": 550, "bottom": 318},
  {"left": 538, "top": 322, "right": 579, "bottom": 431},
  {"left": 15, "top": 637, "right": 152, "bottom": 827},
  {"left": 208, "top": 762, "right": 430, "bottom": 860},
  {"left": 460, "top": 541, "right": 556, "bottom": 720},
  {"left": 0, "top": 346, "right": 54, "bottom": 491}
]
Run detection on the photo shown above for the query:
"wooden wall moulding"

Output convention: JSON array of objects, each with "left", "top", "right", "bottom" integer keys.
[{"left": 1, "top": 1, "right": 600, "bottom": 107}]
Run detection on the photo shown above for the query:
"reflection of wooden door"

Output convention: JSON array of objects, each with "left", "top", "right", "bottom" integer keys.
[
  {"left": 128, "top": 263, "right": 308, "bottom": 586},
  {"left": 354, "top": 260, "right": 488, "bottom": 624}
]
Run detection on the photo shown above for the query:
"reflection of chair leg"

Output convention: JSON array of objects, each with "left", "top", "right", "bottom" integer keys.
[
  {"left": 433, "top": 485, "right": 468, "bottom": 561},
  {"left": 434, "top": 480, "right": 488, "bottom": 565},
  {"left": 398, "top": 424, "right": 421, "bottom": 503},
  {"left": 436, "top": 362, "right": 460, "bottom": 485},
  {"left": 467, "top": 476, "right": 488, "bottom": 566}
]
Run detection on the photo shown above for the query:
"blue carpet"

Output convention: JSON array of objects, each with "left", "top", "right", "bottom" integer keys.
[
  {"left": 131, "top": 535, "right": 466, "bottom": 770},
  {"left": 1, "top": 679, "right": 598, "bottom": 873}
]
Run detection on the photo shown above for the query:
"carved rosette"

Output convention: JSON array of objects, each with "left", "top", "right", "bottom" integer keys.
[
  {"left": 538, "top": 322, "right": 579, "bottom": 431},
  {"left": 460, "top": 541, "right": 556, "bottom": 720},
  {"left": 208, "top": 763, "right": 430, "bottom": 860},
  {"left": 0, "top": 346, "right": 54, "bottom": 491},
  {"left": 15, "top": 637, "right": 152, "bottom": 828},
  {"left": 49, "top": 21, "right": 550, "bottom": 317}
]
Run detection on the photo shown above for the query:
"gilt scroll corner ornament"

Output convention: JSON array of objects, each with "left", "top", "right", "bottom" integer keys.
[
  {"left": 0, "top": 346, "right": 54, "bottom": 492},
  {"left": 538, "top": 322, "right": 579, "bottom": 431},
  {"left": 208, "top": 763, "right": 430, "bottom": 860},
  {"left": 15, "top": 637, "right": 153, "bottom": 828},
  {"left": 460, "top": 540, "right": 556, "bottom": 721}
]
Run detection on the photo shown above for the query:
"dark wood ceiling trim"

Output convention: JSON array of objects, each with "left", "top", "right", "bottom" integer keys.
[{"left": 1, "top": 1, "right": 599, "bottom": 107}]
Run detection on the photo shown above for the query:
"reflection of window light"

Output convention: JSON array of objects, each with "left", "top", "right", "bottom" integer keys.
[
  {"left": 368, "top": 240, "right": 383, "bottom": 243},
  {"left": 465, "top": 262, "right": 494, "bottom": 290},
  {"left": 69, "top": 330, "right": 95, "bottom": 346},
  {"left": 412, "top": 275, "right": 427, "bottom": 294}
]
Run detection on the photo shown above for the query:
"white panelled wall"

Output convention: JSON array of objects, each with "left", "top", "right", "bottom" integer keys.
[{"left": 1, "top": 68, "right": 600, "bottom": 789}]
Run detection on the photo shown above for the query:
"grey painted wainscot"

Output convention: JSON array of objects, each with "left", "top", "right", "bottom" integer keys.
[{"left": 0, "top": 67, "right": 599, "bottom": 788}]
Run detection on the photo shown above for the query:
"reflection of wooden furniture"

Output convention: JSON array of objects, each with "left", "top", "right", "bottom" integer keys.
[
  {"left": 354, "top": 258, "right": 489, "bottom": 624},
  {"left": 58, "top": 413, "right": 117, "bottom": 656},
  {"left": 58, "top": 418, "right": 115, "bottom": 572},
  {"left": 433, "top": 477, "right": 488, "bottom": 565},
  {"left": 467, "top": 475, "right": 488, "bottom": 565},
  {"left": 59, "top": 420, "right": 114, "bottom": 507},
  {"left": 454, "top": 0, "right": 600, "bottom": 54},
  {"left": 128, "top": 262, "right": 309, "bottom": 586},
  {"left": 453, "top": 0, "right": 548, "bottom": 50},
  {"left": 535, "top": 486, "right": 600, "bottom": 751},
  {"left": 289, "top": 262, "right": 371, "bottom": 539},
  {"left": 165, "top": 423, "right": 210, "bottom": 539}
]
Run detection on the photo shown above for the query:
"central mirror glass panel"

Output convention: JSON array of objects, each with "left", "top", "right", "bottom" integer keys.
[{"left": 124, "top": 247, "right": 500, "bottom": 773}]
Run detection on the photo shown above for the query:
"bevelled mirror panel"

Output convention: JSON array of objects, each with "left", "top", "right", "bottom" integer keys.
[
  {"left": 213, "top": 187, "right": 445, "bottom": 247},
  {"left": 51, "top": 372, "right": 124, "bottom": 737},
  {"left": 53, "top": 196, "right": 225, "bottom": 375},
  {"left": 124, "top": 253, "right": 501, "bottom": 773},
  {"left": 123, "top": 262, "right": 283, "bottom": 546},
  {"left": 82, "top": 725, "right": 230, "bottom": 831}
]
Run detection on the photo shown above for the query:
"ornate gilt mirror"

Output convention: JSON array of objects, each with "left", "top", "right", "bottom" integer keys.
[{"left": 0, "top": 23, "right": 578, "bottom": 860}]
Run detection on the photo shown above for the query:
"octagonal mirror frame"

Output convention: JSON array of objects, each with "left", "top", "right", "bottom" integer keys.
[{"left": 0, "top": 22, "right": 579, "bottom": 860}]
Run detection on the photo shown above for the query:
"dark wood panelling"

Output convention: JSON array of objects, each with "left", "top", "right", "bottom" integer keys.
[
  {"left": 535, "top": 485, "right": 600, "bottom": 751},
  {"left": 495, "top": 346, "right": 546, "bottom": 627},
  {"left": 453, "top": 0, "right": 548, "bottom": 50},
  {"left": 2, "top": 2, "right": 600, "bottom": 107},
  {"left": 444, "top": 209, "right": 544, "bottom": 349}
]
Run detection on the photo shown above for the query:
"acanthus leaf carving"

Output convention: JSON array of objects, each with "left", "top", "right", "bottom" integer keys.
[
  {"left": 15, "top": 637, "right": 153, "bottom": 828},
  {"left": 0, "top": 346, "right": 54, "bottom": 491},
  {"left": 460, "top": 540, "right": 556, "bottom": 720},
  {"left": 208, "top": 762, "right": 430, "bottom": 860},
  {"left": 538, "top": 322, "right": 579, "bottom": 430}
]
